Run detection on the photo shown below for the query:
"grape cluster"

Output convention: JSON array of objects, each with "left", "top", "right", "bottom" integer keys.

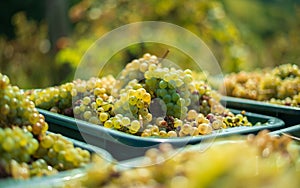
[
  {"left": 34, "top": 133, "right": 91, "bottom": 170},
  {"left": 27, "top": 75, "right": 116, "bottom": 117},
  {"left": 140, "top": 109, "right": 252, "bottom": 138},
  {"left": 247, "top": 130, "right": 292, "bottom": 158},
  {"left": 0, "top": 129, "right": 92, "bottom": 179},
  {"left": 0, "top": 73, "right": 94, "bottom": 179},
  {"left": 114, "top": 80, "right": 152, "bottom": 121},
  {"left": 66, "top": 132, "right": 300, "bottom": 188},
  {"left": 144, "top": 67, "right": 193, "bottom": 119},
  {"left": 110, "top": 54, "right": 253, "bottom": 137},
  {"left": 72, "top": 77, "right": 116, "bottom": 125},
  {"left": 0, "top": 73, "right": 48, "bottom": 137},
  {"left": 112, "top": 53, "right": 160, "bottom": 96},
  {"left": 188, "top": 80, "right": 223, "bottom": 115},
  {"left": 222, "top": 64, "right": 300, "bottom": 107},
  {"left": 27, "top": 53, "right": 262, "bottom": 138},
  {"left": 28, "top": 83, "right": 73, "bottom": 115},
  {"left": 0, "top": 127, "right": 38, "bottom": 163}
]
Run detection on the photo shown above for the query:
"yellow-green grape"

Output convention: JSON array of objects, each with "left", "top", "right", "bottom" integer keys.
[
  {"left": 159, "top": 130, "right": 168, "bottom": 137},
  {"left": 198, "top": 123, "right": 212, "bottom": 135},
  {"left": 211, "top": 119, "right": 223, "bottom": 130},
  {"left": 113, "top": 119, "right": 122, "bottom": 129},
  {"left": 0, "top": 73, "right": 10, "bottom": 89},
  {"left": 167, "top": 130, "right": 178, "bottom": 137},
  {"left": 99, "top": 112, "right": 109, "bottom": 122},
  {"left": 121, "top": 117, "right": 131, "bottom": 127},
  {"left": 174, "top": 119, "right": 183, "bottom": 128},
  {"left": 181, "top": 124, "right": 193, "bottom": 135},
  {"left": 195, "top": 114, "right": 210, "bottom": 124},
  {"left": 104, "top": 120, "right": 113, "bottom": 128},
  {"left": 187, "top": 110, "right": 198, "bottom": 121},
  {"left": 129, "top": 120, "right": 141, "bottom": 134}
]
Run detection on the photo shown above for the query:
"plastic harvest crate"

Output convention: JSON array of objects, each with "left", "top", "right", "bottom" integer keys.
[
  {"left": 37, "top": 108, "right": 285, "bottom": 161},
  {"left": 221, "top": 96, "right": 300, "bottom": 127},
  {"left": 0, "top": 133, "right": 113, "bottom": 188},
  {"left": 118, "top": 140, "right": 245, "bottom": 169},
  {"left": 270, "top": 124, "right": 300, "bottom": 138}
]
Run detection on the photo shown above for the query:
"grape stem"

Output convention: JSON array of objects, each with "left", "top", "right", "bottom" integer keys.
[
  {"left": 158, "top": 49, "right": 170, "bottom": 63},
  {"left": 282, "top": 133, "right": 300, "bottom": 142},
  {"left": 139, "top": 114, "right": 144, "bottom": 129}
]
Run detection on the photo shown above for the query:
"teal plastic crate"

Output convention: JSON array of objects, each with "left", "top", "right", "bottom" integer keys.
[
  {"left": 38, "top": 108, "right": 284, "bottom": 161},
  {"left": 0, "top": 133, "right": 113, "bottom": 188},
  {"left": 221, "top": 96, "right": 300, "bottom": 127},
  {"left": 270, "top": 125, "right": 300, "bottom": 138}
]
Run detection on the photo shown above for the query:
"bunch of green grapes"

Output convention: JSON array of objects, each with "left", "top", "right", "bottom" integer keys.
[
  {"left": 272, "top": 64, "right": 300, "bottom": 80},
  {"left": 65, "top": 132, "right": 300, "bottom": 188},
  {"left": 72, "top": 88, "right": 115, "bottom": 125},
  {"left": 25, "top": 53, "right": 263, "bottom": 138},
  {"left": 28, "top": 83, "right": 73, "bottom": 115},
  {"left": 0, "top": 127, "right": 38, "bottom": 164},
  {"left": 188, "top": 80, "right": 223, "bottom": 115},
  {"left": 114, "top": 80, "right": 152, "bottom": 121},
  {"left": 28, "top": 75, "right": 116, "bottom": 116},
  {"left": 111, "top": 54, "right": 195, "bottom": 133},
  {"left": 101, "top": 80, "right": 151, "bottom": 135},
  {"left": 2, "top": 154, "right": 58, "bottom": 179},
  {"left": 246, "top": 130, "right": 292, "bottom": 157},
  {"left": 72, "top": 76, "right": 115, "bottom": 124},
  {"left": 112, "top": 53, "right": 160, "bottom": 96},
  {"left": 8, "top": 158, "right": 58, "bottom": 179},
  {"left": 0, "top": 73, "right": 95, "bottom": 180},
  {"left": 34, "top": 133, "right": 91, "bottom": 171},
  {"left": 222, "top": 64, "right": 300, "bottom": 107},
  {"left": 0, "top": 128, "right": 91, "bottom": 179},
  {"left": 0, "top": 130, "right": 92, "bottom": 179},
  {"left": 79, "top": 53, "right": 257, "bottom": 137},
  {"left": 103, "top": 114, "right": 142, "bottom": 135},
  {"left": 143, "top": 67, "right": 193, "bottom": 119},
  {"left": 0, "top": 73, "right": 48, "bottom": 137}
]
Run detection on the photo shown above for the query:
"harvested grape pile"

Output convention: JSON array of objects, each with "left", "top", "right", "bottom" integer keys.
[
  {"left": 64, "top": 130, "right": 300, "bottom": 188},
  {"left": 0, "top": 73, "right": 92, "bottom": 179},
  {"left": 28, "top": 53, "right": 260, "bottom": 138},
  {"left": 222, "top": 64, "right": 300, "bottom": 107}
]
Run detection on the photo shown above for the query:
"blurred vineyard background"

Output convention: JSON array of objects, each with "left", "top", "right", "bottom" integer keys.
[{"left": 0, "top": 0, "right": 299, "bottom": 88}]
